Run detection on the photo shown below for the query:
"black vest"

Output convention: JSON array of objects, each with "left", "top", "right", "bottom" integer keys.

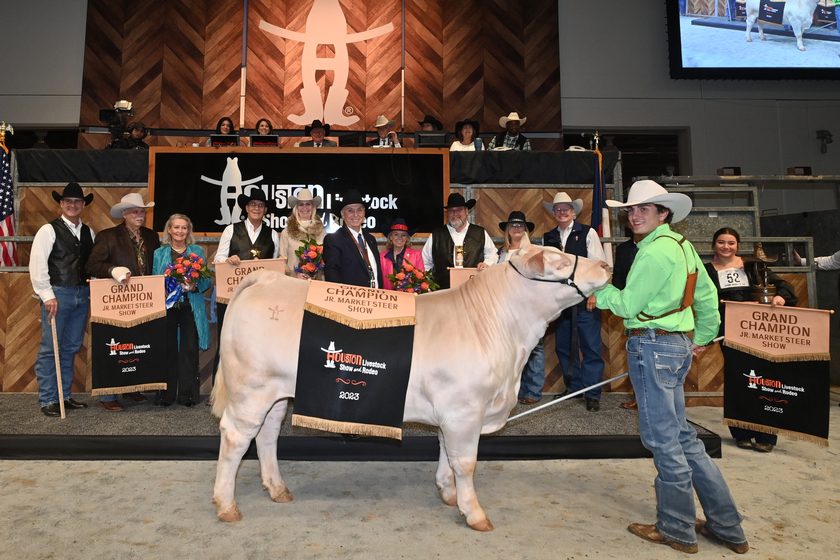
[
  {"left": 230, "top": 221, "right": 275, "bottom": 260},
  {"left": 431, "top": 224, "right": 486, "bottom": 289},
  {"left": 543, "top": 222, "right": 591, "bottom": 258},
  {"left": 47, "top": 218, "right": 93, "bottom": 287}
]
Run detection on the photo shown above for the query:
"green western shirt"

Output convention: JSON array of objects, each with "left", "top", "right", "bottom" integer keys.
[{"left": 595, "top": 224, "right": 720, "bottom": 346}]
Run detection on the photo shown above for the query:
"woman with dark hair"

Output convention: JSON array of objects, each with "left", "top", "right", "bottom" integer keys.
[
  {"left": 152, "top": 214, "right": 212, "bottom": 406},
  {"left": 449, "top": 119, "right": 483, "bottom": 151},
  {"left": 206, "top": 116, "right": 237, "bottom": 146},
  {"left": 254, "top": 118, "right": 273, "bottom": 135},
  {"left": 706, "top": 226, "right": 796, "bottom": 452}
]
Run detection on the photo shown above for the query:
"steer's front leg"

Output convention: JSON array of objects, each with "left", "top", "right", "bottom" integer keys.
[
  {"left": 440, "top": 421, "right": 493, "bottom": 531},
  {"left": 435, "top": 430, "right": 456, "bottom": 506}
]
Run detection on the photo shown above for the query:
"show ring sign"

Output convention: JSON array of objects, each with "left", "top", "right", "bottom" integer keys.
[
  {"left": 723, "top": 301, "right": 832, "bottom": 446},
  {"left": 89, "top": 276, "right": 167, "bottom": 396},
  {"left": 292, "top": 281, "right": 416, "bottom": 440},
  {"left": 215, "top": 257, "right": 287, "bottom": 304}
]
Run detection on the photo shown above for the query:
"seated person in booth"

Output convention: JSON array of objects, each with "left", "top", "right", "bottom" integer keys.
[
  {"left": 706, "top": 226, "right": 796, "bottom": 453},
  {"left": 206, "top": 116, "right": 237, "bottom": 146},
  {"left": 254, "top": 118, "right": 273, "bottom": 136},
  {"left": 449, "top": 119, "right": 484, "bottom": 152},
  {"left": 594, "top": 180, "right": 749, "bottom": 555},
  {"left": 29, "top": 182, "right": 95, "bottom": 417},
  {"left": 278, "top": 188, "right": 326, "bottom": 279},
  {"left": 368, "top": 115, "right": 401, "bottom": 148},
  {"left": 487, "top": 111, "right": 531, "bottom": 151},
  {"left": 379, "top": 218, "right": 424, "bottom": 290},
  {"left": 153, "top": 214, "right": 212, "bottom": 407},
  {"left": 213, "top": 189, "right": 280, "bottom": 383},
  {"left": 417, "top": 114, "right": 443, "bottom": 132},
  {"left": 299, "top": 119, "right": 336, "bottom": 147},
  {"left": 495, "top": 211, "right": 545, "bottom": 405},
  {"left": 110, "top": 122, "right": 149, "bottom": 150},
  {"left": 542, "top": 192, "right": 607, "bottom": 411},
  {"left": 86, "top": 193, "right": 161, "bottom": 412},
  {"left": 323, "top": 189, "right": 383, "bottom": 288},
  {"left": 421, "top": 193, "right": 497, "bottom": 289}
]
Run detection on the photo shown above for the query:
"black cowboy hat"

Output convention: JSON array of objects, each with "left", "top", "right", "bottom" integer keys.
[
  {"left": 443, "top": 192, "right": 476, "bottom": 210},
  {"left": 385, "top": 217, "right": 417, "bottom": 237},
  {"left": 52, "top": 182, "right": 93, "bottom": 206},
  {"left": 454, "top": 119, "right": 480, "bottom": 138},
  {"left": 304, "top": 119, "right": 331, "bottom": 136},
  {"left": 237, "top": 189, "right": 278, "bottom": 215},
  {"left": 338, "top": 189, "right": 366, "bottom": 212},
  {"left": 499, "top": 210, "right": 535, "bottom": 233},
  {"left": 417, "top": 114, "right": 443, "bottom": 130}
]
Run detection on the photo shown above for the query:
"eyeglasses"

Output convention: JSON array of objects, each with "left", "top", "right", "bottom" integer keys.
[
  {"left": 247, "top": 202, "right": 266, "bottom": 209},
  {"left": 60, "top": 199, "right": 85, "bottom": 205},
  {"left": 508, "top": 223, "right": 526, "bottom": 229}
]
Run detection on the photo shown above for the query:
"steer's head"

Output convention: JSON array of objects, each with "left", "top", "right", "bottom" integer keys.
[{"left": 508, "top": 245, "right": 610, "bottom": 297}]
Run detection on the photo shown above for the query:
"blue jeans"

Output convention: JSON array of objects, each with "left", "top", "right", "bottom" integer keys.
[
  {"left": 518, "top": 338, "right": 545, "bottom": 401},
  {"left": 627, "top": 330, "right": 746, "bottom": 546},
  {"left": 555, "top": 307, "right": 604, "bottom": 399},
  {"left": 34, "top": 286, "right": 89, "bottom": 407}
]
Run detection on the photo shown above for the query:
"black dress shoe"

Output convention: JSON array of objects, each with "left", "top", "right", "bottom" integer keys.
[
  {"left": 64, "top": 398, "right": 88, "bottom": 409},
  {"left": 41, "top": 403, "right": 61, "bottom": 417},
  {"left": 585, "top": 398, "right": 600, "bottom": 412}
]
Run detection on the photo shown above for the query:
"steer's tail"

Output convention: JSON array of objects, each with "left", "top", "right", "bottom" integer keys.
[{"left": 209, "top": 270, "right": 269, "bottom": 419}]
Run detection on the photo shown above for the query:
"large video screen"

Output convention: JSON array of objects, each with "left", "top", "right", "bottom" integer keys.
[{"left": 666, "top": 0, "right": 840, "bottom": 79}]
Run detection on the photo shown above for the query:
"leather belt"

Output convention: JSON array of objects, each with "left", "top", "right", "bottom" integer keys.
[{"left": 625, "top": 328, "right": 687, "bottom": 337}]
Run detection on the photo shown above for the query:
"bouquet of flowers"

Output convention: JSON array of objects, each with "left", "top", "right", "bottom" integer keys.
[
  {"left": 388, "top": 261, "right": 438, "bottom": 294},
  {"left": 164, "top": 253, "right": 213, "bottom": 309},
  {"left": 294, "top": 239, "right": 324, "bottom": 277}
]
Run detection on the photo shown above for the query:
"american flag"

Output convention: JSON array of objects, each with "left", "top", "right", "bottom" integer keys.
[{"left": 0, "top": 144, "right": 17, "bottom": 266}]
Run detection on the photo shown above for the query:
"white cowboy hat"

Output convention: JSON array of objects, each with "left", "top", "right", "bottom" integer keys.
[
  {"left": 288, "top": 187, "right": 323, "bottom": 209},
  {"left": 499, "top": 111, "right": 527, "bottom": 127},
  {"left": 606, "top": 180, "right": 692, "bottom": 223},
  {"left": 373, "top": 115, "right": 395, "bottom": 128},
  {"left": 543, "top": 192, "right": 583, "bottom": 215},
  {"left": 110, "top": 193, "right": 154, "bottom": 219}
]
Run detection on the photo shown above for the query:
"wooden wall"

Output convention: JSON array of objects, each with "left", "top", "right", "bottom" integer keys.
[{"left": 78, "top": 0, "right": 561, "bottom": 150}]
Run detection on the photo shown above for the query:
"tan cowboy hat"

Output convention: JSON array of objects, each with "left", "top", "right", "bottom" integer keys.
[
  {"left": 288, "top": 187, "right": 323, "bottom": 209},
  {"left": 373, "top": 115, "right": 395, "bottom": 128},
  {"left": 606, "top": 180, "right": 692, "bottom": 223},
  {"left": 499, "top": 111, "right": 526, "bottom": 127},
  {"left": 110, "top": 193, "right": 154, "bottom": 219},
  {"left": 543, "top": 192, "right": 583, "bottom": 215}
]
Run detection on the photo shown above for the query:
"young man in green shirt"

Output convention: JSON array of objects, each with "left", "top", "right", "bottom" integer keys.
[{"left": 594, "top": 180, "right": 749, "bottom": 555}]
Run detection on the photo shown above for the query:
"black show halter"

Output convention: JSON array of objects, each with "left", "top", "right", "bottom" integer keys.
[{"left": 507, "top": 253, "right": 588, "bottom": 300}]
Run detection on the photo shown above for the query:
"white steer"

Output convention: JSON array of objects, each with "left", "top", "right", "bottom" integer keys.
[
  {"left": 211, "top": 245, "right": 610, "bottom": 530},
  {"left": 745, "top": 0, "right": 819, "bottom": 51}
]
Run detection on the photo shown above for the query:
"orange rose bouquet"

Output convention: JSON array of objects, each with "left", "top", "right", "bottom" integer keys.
[
  {"left": 387, "top": 260, "right": 438, "bottom": 294},
  {"left": 294, "top": 239, "right": 324, "bottom": 278},
  {"left": 164, "top": 253, "right": 212, "bottom": 308}
]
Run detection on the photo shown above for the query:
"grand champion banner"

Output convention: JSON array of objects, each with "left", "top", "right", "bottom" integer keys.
[
  {"left": 89, "top": 276, "right": 168, "bottom": 396},
  {"left": 215, "top": 258, "right": 287, "bottom": 304},
  {"left": 723, "top": 301, "right": 831, "bottom": 446},
  {"left": 292, "top": 281, "right": 416, "bottom": 439}
]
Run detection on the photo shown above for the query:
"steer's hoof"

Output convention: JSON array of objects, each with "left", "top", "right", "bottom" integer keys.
[
  {"left": 268, "top": 487, "right": 294, "bottom": 503},
  {"left": 468, "top": 517, "right": 495, "bottom": 532},
  {"left": 215, "top": 501, "right": 242, "bottom": 522}
]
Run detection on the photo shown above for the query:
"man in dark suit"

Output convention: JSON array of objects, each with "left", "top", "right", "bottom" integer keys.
[
  {"left": 299, "top": 119, "right": 337, "bottom": 148},
  {"left": 86, "top": 192, "right": 161, "bottom": 411},
  {"left": 323, "top": 190, "right": 383, "bottom": 287}
]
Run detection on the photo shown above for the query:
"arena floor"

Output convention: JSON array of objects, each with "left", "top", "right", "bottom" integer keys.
[{"left": 1, "top": 404, "right": 837, "bottom": 559}]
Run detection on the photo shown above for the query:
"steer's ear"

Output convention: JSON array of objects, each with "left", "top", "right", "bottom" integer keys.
[{"left": 524, "top": 246, "right": 545, "bottom": 276}]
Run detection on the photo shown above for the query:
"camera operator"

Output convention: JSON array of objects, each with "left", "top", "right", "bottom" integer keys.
[{"left": 110, "top": 122, "right": 149, "bottom": 150}]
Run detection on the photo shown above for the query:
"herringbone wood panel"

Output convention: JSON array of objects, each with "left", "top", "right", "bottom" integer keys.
[
  {"left": 686, "top": 0, "right": 728, "bottom": 16},
  {"left": 80, "top": 1, "right": 562, "bottom": 141}
]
